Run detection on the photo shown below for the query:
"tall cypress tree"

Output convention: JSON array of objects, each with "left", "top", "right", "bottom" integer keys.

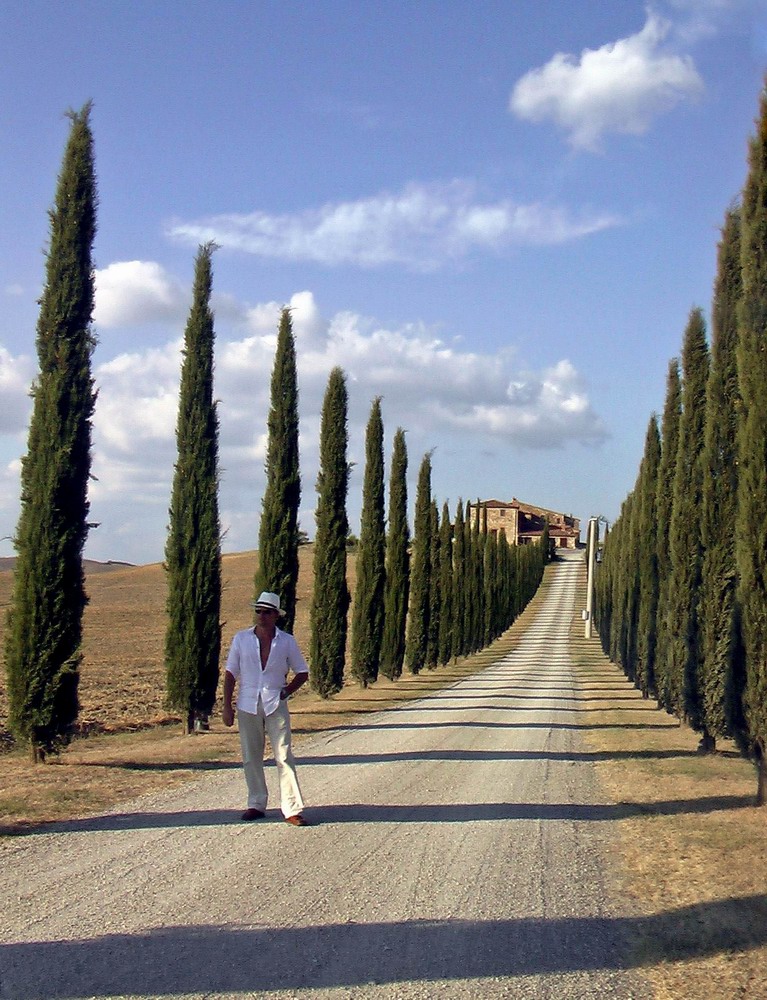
[
  {"left": 451, "top": 500, "right": 466, "bottom": 661},
  {"left": 654, "top": 359, "right": 682, "bottom": 710},
  {"left": 164, "top": 244, "right": 222, "bottom": 734},
  {"left": 380, "top": 428, "right": 409, "bottom": 680},
  {"left": 310, "top": 367, "right": 350, "bottom": 698},
  {"left": 700, "top": 207, "right": 743, "bottom": 750},
  {"left": 736, "top": 83, "right": 767, "bottom": 802},
  {"left": 470, "top": 500, "right": 484, "bottom": 653},
  {"left": 635, "top": 415, "right": 662, "bottom": 699},
  {"left": 351, "top": 397, "right": 386, "bottom": 687},
  {"left": 255, "top": 307, "right": 301, "bottom": 631},
  {"left": 5, "top": 105, "right": 97, "bottom": 761},
  {"left": 621, "top": 472, "right": 642, "bottom": 683},
  {"left": 405, "top": 453, "right": 432, "bottom": 674},
  {"left": 426, "top": 499, "right": 441, "bottom": 669},
  {"left": 483, "top": 507, "right": 497, "bottom": 645},
  {"left": 666, "top": 308, "right": 710, "bottom": 735},
  {"left": 462, "top": 501, "right": 473, "bottom": 656},
  {"left": 437, "top": 500, "right": 454, "bottom": 665}
]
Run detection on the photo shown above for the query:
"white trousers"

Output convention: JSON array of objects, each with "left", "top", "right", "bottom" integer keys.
[{"left": 237, "top": 700, "right": 304, "bottom": 817}]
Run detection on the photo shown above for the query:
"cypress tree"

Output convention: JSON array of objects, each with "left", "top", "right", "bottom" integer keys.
[
  {"left": 736, "top": 83, "right": 767, "bottom": 801},
  {"left": 405, "top": 453, "right": 432, "bottom": 674},
  {"left": 470, "top": 500, "right": 485, "bottom": 652},
  {"left": 700, "top": 207, "right": 743, "bottom": 750},
  {"left": 666, "top": 308, "right": 710, "bottom": 734},
  {"left": 622, "top": 474, "right": 643, "bottom": 683},
  {"left": 426, "top": 499, "right": 441, "bottom": 669},
  {"left": 164, "top": 244, "right": 222, "bottom": 734},
  {"left": 5, "top": 105, "right": 97, "bottom": 761},
  {"left": 462, "top": 501, "right": 473, "bottom": 655},
  {"left": 635, "top": 415, "right": 662, "bottom": 698},
  {"left": 380, "top": 428, "right": 409, "bottom": 680},
  {"left": 451, "top": 499, "right": 466, "bottom": 661},
  {"left": 654, "top": 359, "right": 683, "bottom": 710},
  {"left": 437, "top": 500, "right": 454, "bottom": 665},
  {"left": 350, "top": 397, "right": 386, "bottom": 687},
  {"left": 310, "top": 367, "right": 350, "bottom": 697},
  {"left": 255, "top": 307, "right": 301, "bottom": 631},
  {"left": 483, "top": 508, "right": 497, "bottom": 645},
  {"left": 608, "top": 495, "right": 632, "bottom": 669}
]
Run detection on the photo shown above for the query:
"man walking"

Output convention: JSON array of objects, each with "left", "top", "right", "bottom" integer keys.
[{"left": 222, "top": 591, "right": 309, "bottom": 826}]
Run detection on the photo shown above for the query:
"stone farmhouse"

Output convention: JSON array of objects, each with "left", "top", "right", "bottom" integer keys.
[{"left": 469, "top": 498, "right": 581, "bottom": 550}]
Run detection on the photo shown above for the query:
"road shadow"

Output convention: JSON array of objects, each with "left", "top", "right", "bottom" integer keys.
[
  {"left": 2, "top": 896, "right": 766, "bottom": 998},
  {"left": 3, "top": 793, "right": 752, "bottom": 837}
]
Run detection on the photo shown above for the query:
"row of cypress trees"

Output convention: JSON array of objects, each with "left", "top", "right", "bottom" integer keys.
[
  {"left": 260, "top": 320, "right": 549, "bottom": 699},
  {"left": 596, "top": 82, "right": 767, "bottom": 804},
  {"left": 4, "top": 105, "right": 549, "bottom": 760}
]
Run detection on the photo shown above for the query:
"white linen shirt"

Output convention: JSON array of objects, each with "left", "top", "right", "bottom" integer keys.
[{"left": 225, "top": 626, "right": 309, "bottom": 716}]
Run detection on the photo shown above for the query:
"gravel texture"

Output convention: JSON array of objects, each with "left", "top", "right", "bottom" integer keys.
[{"left": 0, "top": 552, "right": 651, "bottom": 999}]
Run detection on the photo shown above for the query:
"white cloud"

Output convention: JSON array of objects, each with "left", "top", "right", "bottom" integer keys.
[
  {"left": 167, "top": 181, "right": 620, "bottom": 270},
  {"left": 0, "top": 290, "right": 608, "bottom": 563},
  {"left": 510, "top": 12, "right": 704, "bottom": 150},
  {"left": 94, "top": 260, "right": 189, "bottom": 328},
  {"left": 4, "top": 284, "right": 24, "bottom": 297},
  {"left": 0, "top": 347, "right": 34, "bottom": 434}
]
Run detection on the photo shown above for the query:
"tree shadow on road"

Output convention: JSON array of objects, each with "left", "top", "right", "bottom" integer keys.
[
  {"left": 4, "top": 793, "right": 752, "bottom": 837},
  {"left": 3, "top": 896, "right": 766, "bottom": 999}
]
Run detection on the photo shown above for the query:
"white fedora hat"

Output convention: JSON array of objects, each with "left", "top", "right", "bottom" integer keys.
[{"left": 251, "top": 591, "right": 284, "bottom": 616}]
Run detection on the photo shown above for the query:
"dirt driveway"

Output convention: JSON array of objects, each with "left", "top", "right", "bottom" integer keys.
[{"left": 0, "top": 553, "right": 651, "bottom": 999}]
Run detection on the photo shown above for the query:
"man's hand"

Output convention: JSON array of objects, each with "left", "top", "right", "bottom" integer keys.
[
  {"left": 222, "top": 704, "right": 235, "bottom": 727},
  {"left": 280, "top": 686, "right": 289, "bottom": 701}
]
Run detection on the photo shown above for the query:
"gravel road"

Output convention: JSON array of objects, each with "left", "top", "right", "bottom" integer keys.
[{"left": 0, "top": 552, "right": 651, "bottom": 1000}]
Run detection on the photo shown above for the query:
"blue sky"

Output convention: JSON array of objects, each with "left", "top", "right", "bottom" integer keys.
[{"left": 1, "top": 1, "right": 766, "bottom": 565}]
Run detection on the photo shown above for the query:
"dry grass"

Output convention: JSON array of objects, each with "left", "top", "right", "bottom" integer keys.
[
  {"left": 569, "top": 572, "right": 767, "bottom": 1000},
  {"left": 2, "top": 554, "right": 767, "bottom": 999},
  {"left": 0, "top": 548, "right": 553, "bottom": 833}
]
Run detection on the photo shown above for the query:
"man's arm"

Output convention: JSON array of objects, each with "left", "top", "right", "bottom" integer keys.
[{"left": 280, "top": 672, "right": 308, "bottom": 700}]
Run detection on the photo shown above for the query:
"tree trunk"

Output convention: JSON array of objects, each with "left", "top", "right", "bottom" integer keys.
[{"left": 757, "top": 747, "right": 767, "bottom": 806}]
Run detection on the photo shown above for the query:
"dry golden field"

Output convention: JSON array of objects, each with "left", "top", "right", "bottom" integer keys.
[{"left": 2, "top": 553, "right": 767, "bottom": 998}]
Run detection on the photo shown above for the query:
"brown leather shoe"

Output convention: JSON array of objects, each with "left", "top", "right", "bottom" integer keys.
[
  {"left": 284, "top": 813, "right": 308, "bottom": 827},
  {"left": 241, "top": 808, "right": 265, "bottom": 821}
]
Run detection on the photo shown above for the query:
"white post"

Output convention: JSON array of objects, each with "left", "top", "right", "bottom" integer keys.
[{"left": 584, "top": 517, "right": 597, "bottom": 639}]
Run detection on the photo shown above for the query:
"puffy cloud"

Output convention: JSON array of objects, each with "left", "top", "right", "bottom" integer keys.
[
  {"left": 0, "top": 290, "right": 608, "bottom": 563},
  {"left": 510, "top": 12, "right": 704, "bottom": 150},
  {"left": 0, "top": 347, "right": 33, "bottom": 434},
  {"left": 94, "top": 260, "right": 189, "bottom": 328},
  {"left": 167, "top": 181, "right": 620, "bottom": 270}
]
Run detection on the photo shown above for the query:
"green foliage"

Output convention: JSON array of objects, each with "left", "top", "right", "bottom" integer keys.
[
  {"left": 737, "top": 84, "right": 767, "bottom": 775},
  {"left": 164, "top": 244, "right": 222, "bottom": 732},
  {"left": 653, "top": 359, "right": 682, "bottom": 709},
  {"left": 256, "top": 308, "right": 301, "bottom": 631},
  {"left": 635, "top": 415, "right": 662, "bottom": 698},
  {"left": 5, "top": 105, "right": 97, "bottom": 760},
  {"left": 700, "top": 207, "right": 743, "bottom": 743},
  {"left": 426, "top": 500, "right": 441, "bottom": 669},
  {"left": 380, "top": 428, "right": 409, "bottom": 680},
  {"left": 405, "top": 453, "right": 432, "bottom": 674},
  {"left": 310, "top": 368, "right": 350, "bottom": 697},
  {"left": 451, "top": 499, "right": 466, "bottom": 660},
  {"left": 482, "top": 507, "right": 498, "bottom": 645},
  {"left": 437, "top": 501, "right": 454, "bottom": 665},
  {"left": 666, "top": 308, "right": 709, "bottom": 730},
  {"left": 350, "top": 398, "right": 386, "bottom": 687}
]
